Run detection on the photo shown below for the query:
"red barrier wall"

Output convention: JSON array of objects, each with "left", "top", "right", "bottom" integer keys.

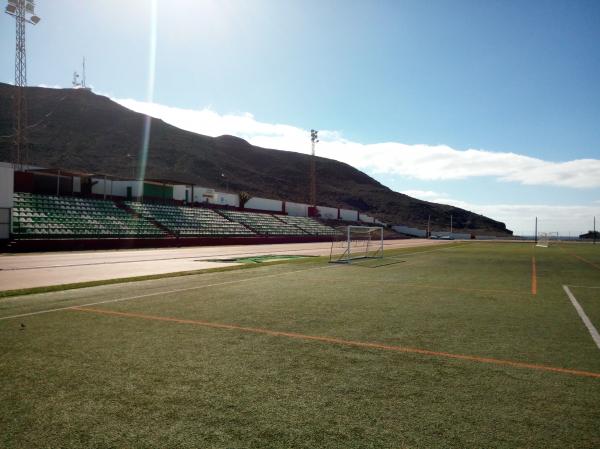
[{"left": 6, "top": 235, "right": 334, "bottom": 253}]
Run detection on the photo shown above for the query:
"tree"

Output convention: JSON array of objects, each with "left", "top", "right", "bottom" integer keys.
[{"left": 238, "top": 191, "right": 251, "bottom": 210}]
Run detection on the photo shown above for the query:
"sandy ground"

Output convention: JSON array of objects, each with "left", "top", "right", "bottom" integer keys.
[{"left": 0, "top": 239, "right": 446, "bottom": 291}]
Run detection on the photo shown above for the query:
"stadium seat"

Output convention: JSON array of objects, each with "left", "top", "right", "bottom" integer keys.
[
  {"left": 11, "top": 193, "right": 165, "bottom": 239},
  {"left": 125, "top": 202, "right": 256, "bottom": 237},
  {"left": 276, "top": 215, "right": 339, "bottom": 236},
  {"left": 219, "top": 211, "right": 310, "bottom": 236}
]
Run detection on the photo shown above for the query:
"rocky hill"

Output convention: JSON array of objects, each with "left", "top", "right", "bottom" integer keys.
[{"left": 0, "top": 83, "right": 511, "bottom": 235}]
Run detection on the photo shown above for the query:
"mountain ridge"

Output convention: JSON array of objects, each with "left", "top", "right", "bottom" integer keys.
[{"left": 0, "top": 83, "right": 511, "bottom": 235}]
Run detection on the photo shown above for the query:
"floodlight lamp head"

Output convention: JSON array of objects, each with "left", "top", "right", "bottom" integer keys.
[
  {"left": 29, "top": 14, "right": 40, "bottom": 24},
  {"left": 5, "top": 3, "right": 16, "bottom": 14}
]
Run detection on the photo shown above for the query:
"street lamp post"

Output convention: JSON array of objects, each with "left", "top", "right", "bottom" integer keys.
[
  {"left": 310, "top": 129, "right": 319, "bottom": 206},
  {"left": 5, "top": 0, "right": 41, "bottom": 169}
]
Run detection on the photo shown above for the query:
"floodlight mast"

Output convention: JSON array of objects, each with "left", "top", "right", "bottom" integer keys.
[
  {"left": 5, "top": 0, "right": 41, "bottom": 170},
  {"left": 310, "top": 129, "right": 319, "bottom": 206}
]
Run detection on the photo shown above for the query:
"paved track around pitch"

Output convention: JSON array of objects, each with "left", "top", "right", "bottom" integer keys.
[{"left": 0, "top": 239, "right": 446, "bottom": 291}]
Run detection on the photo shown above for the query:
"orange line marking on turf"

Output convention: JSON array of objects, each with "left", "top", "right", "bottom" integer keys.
[
  {"left": 531, "top": 256, "right": 537, "bottom": 296},
  {"left": 572, "top": 254, "right": 600, "bottom": 272},
  {"left": 557, "top": 246, "right": 600, "bottom": 272},
  {"left": 71, "top": 306, "right": 600, "bottom": 380}
]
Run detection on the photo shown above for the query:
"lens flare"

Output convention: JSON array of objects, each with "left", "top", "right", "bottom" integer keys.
[{"left": 137, "top": 0, "right": 158, "bottom": 194}]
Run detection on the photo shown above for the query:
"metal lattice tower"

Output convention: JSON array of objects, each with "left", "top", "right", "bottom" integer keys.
[
  {"left": 5, "top": 0, "right": 41, "bottom": 169},
  {"left": 310, "top": 129, "right": 319, "bottom": 206}
]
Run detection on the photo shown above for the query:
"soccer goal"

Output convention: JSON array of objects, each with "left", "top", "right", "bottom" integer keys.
[
  {"left": 329, "top": 225, "right": 384, "bottom": 263},
  {"left": 536, "top": 232, "right": 559, "bottom": 247}
]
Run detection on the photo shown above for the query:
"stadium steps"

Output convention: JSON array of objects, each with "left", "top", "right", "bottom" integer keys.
[
  {"left": 218, "top": 210, "right": 308, "bottom": 236},
  {"left": 213, "top": 209, "right": 260, "bottom": 234},
  {"left": 125, "top": 202, "right": 256, "bottom": 237},
  {"left": 117, "top": 201, "right": 177, "bottom": 237},
  {"left": 274, "top": 215, "right": 339, "bottom": 236},
  {"left": 272, "top": 215, "right": 313, "bottom": 235}
]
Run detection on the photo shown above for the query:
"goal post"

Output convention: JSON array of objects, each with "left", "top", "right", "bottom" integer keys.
[
  {"left": 536, "top": 231, "right": 559, "bottom": 247},
  {"left": 329, "top": 225, "right": 384, "bottom": 263}
]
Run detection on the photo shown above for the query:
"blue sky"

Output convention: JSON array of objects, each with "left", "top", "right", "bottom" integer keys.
[{"left": 1, "top": 0, "right": 599, "bottom": 235}]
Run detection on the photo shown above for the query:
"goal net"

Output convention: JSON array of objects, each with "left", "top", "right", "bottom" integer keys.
[
  {"left": 329, "top": 226, "right": 384, "bottom": 263},
  {"left": 536, "top": 232, "right": 559, "bottom": 247}
]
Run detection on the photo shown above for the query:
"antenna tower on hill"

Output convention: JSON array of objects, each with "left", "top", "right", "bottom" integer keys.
[{"left": 72, "top": 57, "right": 91, "bottom": 91}]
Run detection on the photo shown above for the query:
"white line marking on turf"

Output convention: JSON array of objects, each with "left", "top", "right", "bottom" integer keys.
[
  {"left": 563, "top": 285, "right": 600, "bottom": 350},
  {"left": 0, "top": 264, "right": 339, "bottom": 322}
]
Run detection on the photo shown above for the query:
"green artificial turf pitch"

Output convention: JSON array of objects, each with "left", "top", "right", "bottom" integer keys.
[{"left": 1, "top": 242, "right": 599, "bottom": 448}]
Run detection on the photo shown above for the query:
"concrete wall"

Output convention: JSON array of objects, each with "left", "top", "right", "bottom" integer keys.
[
  {"left": 173, "top": 185, "right": 192, "bottom": 202},
  {"left": 215, "top": 192, "right": 239, "bottom": 207},
  {"left": 0, "top": 163, "right": 14, "bottom": 209},
  {"left": 193, "top": 187, "right": 216, "bottom": 204},
  {"left": 286, "top": 202, "right": 309, "bottom": 217},
  {"left": 111, "top": 180, "right": 142, "bottom": 198},
  {"left": 340, "top": 209, "right": 358, "bottom": 221},
  {"left": 192, "top": 187, "right": 238, "bottom": 206},
  {"left": 0, "top": 163, "right": 13, "bottom": 239},
  {"left": 317, "top": 206, "right": 338, "bottom": 219},
  {"left": 91, "top": 178, "right": 114, "bottom": 197},
  {"left": 72, "top": 177, "right": 81, "bottom": 193},
  {"left": 246, "top": 197, "right": 282, "bottom": 212},
  {"left": 0, "top": 208, "right": 9, "bottom": 239}
]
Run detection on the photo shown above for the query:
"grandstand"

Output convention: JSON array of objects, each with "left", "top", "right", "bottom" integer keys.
[
  {"left": 125, "top": 201, "right": 254, "bottom": 237},
  {"left": 220, "top": 210, "right": 309, "bottom": 236},
  {"left": 276, "top": 215, "right": 340, "bottom": 236},
  {"left": 0, "top": 164, "right": 385, "bottom": 251},
  {"left": 6, "top": 192, "right": 345, "bottom": 247},
  {"left": 11, "top": 193, "right": 164, "bottom": 238}
]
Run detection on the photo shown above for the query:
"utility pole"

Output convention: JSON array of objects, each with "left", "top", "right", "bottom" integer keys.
[
  {"left": 309, "top": 129, "right": 319, "bottom": 206},
  {"left": 221, "top": 172, "right": 229, "bottom": 192},
  {"left": 534, "top": 217, "right": 538, "bottom": 245},
  {"left": 427, "top": 214, "right": 431, "bottom": 238},
  {"left": 450, "top": 214, "right": 453, "bottom": 234},
  {"left": 594, "top": 216, "right": 597, "bottom": 245},
  {"left": 5, "top": 0, "right": 41, "bottom": 170}
]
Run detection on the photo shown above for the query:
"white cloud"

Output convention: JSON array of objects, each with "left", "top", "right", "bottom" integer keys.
[
  {"left": 37, "top": 84, "right": 64, "bottom": 89},
  {"left": 399, "top": 190, "right": 598, "bottom": 235},
  {"left": 111, "top": 98, "right": 600, "bottom": 234},
  {"left": 426, "top": 198, "right": 598, "bottom": 236},
  {"left": 114, "top": 98, "right": 600, "bottom": 190},
  {"left": 401, "top": 190, "right": 445, "bottom": 200}
]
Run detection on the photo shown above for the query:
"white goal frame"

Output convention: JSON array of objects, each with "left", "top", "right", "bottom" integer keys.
[
  {"left": 536, "top": 231, "right": 559, "bottom": 247},
  {"left": 329, "top": 226, "right": 384, "bottom": 263}
]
